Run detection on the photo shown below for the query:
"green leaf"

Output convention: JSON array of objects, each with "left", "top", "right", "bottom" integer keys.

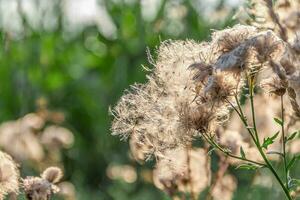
[
  {"left": 262, "top": 131, "right": 280, "bottom": 150},
  {"left": 286, "top": 131, "right": 299, "bottom": 143},
  {"left": 274, "top": 117, "right": 283, "bottom": 126},
  {"left": 235, "top": 163, "right": 259, "bottom": 170},
  {"left": 287, "top": 155, "right": 300, "bottom": 171},
  {"left": 240, "top": 146, "right": 246, "bottom": 159}
]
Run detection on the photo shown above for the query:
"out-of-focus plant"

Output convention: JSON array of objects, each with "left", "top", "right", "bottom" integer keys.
[
  {"left": 111, "top": 0, "right": 300, "bottom": 199},
  {"left": 0, "top": 98, "right": 75, "bottom": 200},
  {"left": 0, "top": 150, "right": 66, "bottom": 200},
  {"left": 0, "top": 98, "right": 74, "bottom": 168}
]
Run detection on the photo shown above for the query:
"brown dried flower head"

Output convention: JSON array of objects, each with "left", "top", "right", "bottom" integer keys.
[{"left": 260, "top": 75, "right": 287, "bottom": 96}]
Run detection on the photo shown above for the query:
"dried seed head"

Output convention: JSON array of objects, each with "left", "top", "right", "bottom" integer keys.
[
  {"left": 41, "top": 126, "right": 74, "bottom": 149},
  {"left": 0, "top": 120, "right": 44, "bottom": 162},
  {"left": 211, "top": 25, "right": 257, "bottom": 53},
  {"left": 153, "top": 147, "right": 210, "bottom": 197},
  {"left": 180, "top": 104, "right": 214, "bottom": 134},
  {"left": 260, "top": 76, "right": 287, "bottom": 96},
  {"left": 111, "top": 40, "right": 206, "bottom": 158},
  {"left": 23, "top": 177, "right": 56, "bottom": 200},
  {"left": 23, "top": 167, "right": 63, "bottom": 200},
  {"left": 203, "top": 72, "right": 238, "bottom": 104},
  {"left": 0, "top": 151, "right": 19, "bottom": 199},
  {"left": 21, "top": 113, "right": 45, "bottom": 130},
  {"left": 129, "top": 132, "right": 153, "bottom": 162},
  {"left": 41, "top": 167, "right": 63, "bottom": 184}
]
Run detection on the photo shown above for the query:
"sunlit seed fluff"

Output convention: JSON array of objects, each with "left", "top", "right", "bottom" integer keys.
[
  {"left": 153, "top": 147, "right": 210, "bottom": 197},
  {"left": 203, "top": 72, "right": 238, "bottom": 104},
  {"left": 213, "top": 30, "right": 285, "bottom": 72},
  {"left": 0, "top": 151, "right": 19, "bottom": 199},
  {"left": 179, "top": 104, "right": 214, "bottom": 134},
  {"left": 111, "top": 40, "right": 207, "bottom": 159},
  {"left": 260, "top": 75, "right": 287, "bottom": 96},
  {"left": 23, "top": 177, "right": 54, "bottom": 200},
  {"left": 211, "top": 24, "right": 257, "bottom": 53}
]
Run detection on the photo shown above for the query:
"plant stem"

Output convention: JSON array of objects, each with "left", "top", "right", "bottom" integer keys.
[
  {"left": 203, "top": 133, "right": 265, "bottom": 167},
  {"left": 227, "top": 97, "right": 257, "bottom": 144},
  {"left": 281, "top": 95, "right": 288, "bottom": 188},
  {"left": 249, "top": 76, "right": 260, "bottom": 143},
  {"left": 257, "top": 146, "right": 292, "bottom": 199},
  {"left": 247, "top": 78, "right": 292, "bottom": 200},
  {"left": 230, "top": 99, "right": 292, "bottom": 199}
]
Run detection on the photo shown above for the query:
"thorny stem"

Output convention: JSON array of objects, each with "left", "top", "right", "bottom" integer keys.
[{"left": 281, "top": 95, "right": 289, "bottom": 188}]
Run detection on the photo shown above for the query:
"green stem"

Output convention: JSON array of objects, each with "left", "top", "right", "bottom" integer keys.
[
  {"left": 247, "top": 78, "right": 292, "bottom": 200},
  {"left": 281, "top": 95, "right": 288, "bottom": 188},
  {"left": 249, "top": 76, "right": 260, "bottom": 143},
  {"left": 229, "top": 96, "right": 257, "bottom": 144},
  {"left": 257, "top": 146, "right": 292, "bottom": 200},
  {"left": 203, "top": 133, "right": 265, "bottom": 167}
]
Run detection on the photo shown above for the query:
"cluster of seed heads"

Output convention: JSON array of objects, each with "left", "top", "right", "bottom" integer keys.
[{"left": 111, "top": 0, "right": 300, "bottom": 198}]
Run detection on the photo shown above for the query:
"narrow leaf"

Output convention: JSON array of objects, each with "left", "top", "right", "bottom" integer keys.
[
  {"left": 274, "top": 117, "right": 283, "bottom": 126},
  {"left": 240, "top": 147, "right": 246, "bottom": 159},
  {"left": 270, "top": 131, "right": 280, "bottom": 140},
  {"left": 286, "top": 131, "right": 298, "bottom": 142}
]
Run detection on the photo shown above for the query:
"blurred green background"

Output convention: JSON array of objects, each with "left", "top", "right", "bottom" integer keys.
[{"left": 2, "top": 0, "right": 293, "bottom": 199}]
